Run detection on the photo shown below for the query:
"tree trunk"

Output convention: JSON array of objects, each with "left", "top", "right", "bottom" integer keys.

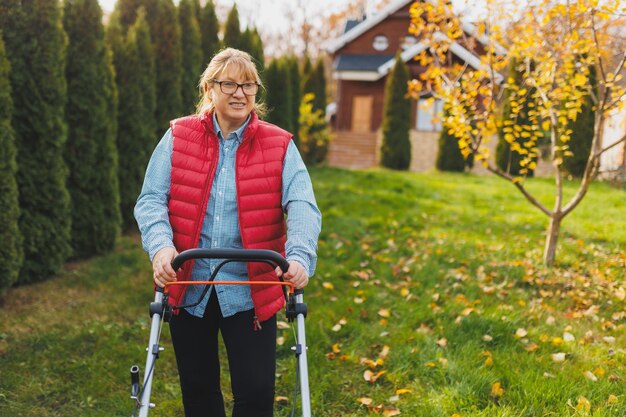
[{"left": 543, "top": 214, "right": 562, "bottom": 267}]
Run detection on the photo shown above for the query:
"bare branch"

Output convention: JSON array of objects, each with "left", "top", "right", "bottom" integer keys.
[
  {"left": 596, "top": 132, "right": 626, "bottom": 157},
  {"left": 486, "top": 165, "right": 553, "bottom": 216}
]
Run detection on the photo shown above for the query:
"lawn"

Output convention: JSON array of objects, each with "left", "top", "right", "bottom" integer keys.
[{"left": 0, "top": 168, "right": 624, "bottom": 417}]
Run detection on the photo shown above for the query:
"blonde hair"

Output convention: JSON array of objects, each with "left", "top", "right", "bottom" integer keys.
[{"left": 195, "top": 48, "right": 267, "bottom": 118}]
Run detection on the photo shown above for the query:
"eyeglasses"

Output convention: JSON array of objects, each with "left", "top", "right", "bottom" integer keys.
[{"left": 212, "top": 80, "right": 260, "bottom": 96}]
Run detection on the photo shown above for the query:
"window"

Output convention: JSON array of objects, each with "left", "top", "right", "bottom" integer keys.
[
  {"left": 372, "top": 35, "right": 389, "bottom": 51},
  {"left": 416, "top": 98, "right": 443, "bottom": 132}
]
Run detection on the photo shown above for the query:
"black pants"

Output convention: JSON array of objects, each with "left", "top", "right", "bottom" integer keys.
[{"left": 169, "top": 294, "right": 277, "bottom": 417}]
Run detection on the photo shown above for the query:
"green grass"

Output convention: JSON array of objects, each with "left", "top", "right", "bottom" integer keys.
[{"left": 0, "top": 168, "right": 624, "bottom": 416}]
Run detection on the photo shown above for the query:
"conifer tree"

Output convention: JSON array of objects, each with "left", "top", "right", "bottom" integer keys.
[
  {"left": 436, "top": 109, "right": 466, "bottom": 172},
  {"left": 152, "top": 0, "right": 183, "bottom": 133},
  {"left": 109, "top": 9, "right": 157, "bottom": 230},
  {"left": 303, "top": 58, "right": 326, "bottom": 115},
  {"left": 250, "top": 28, "right": 265, "bottom": 72},
  {"left": 0, "top": 29, "right": 23, "bottom": 293},
  {"left": 265, "top": 58, "right": 293, "bottom": 132},
  {"left": 563, "top": 64, "right": 596, "bottom": 177},
  {"left": 0, "top": 0, "right": 72, "bottom": 282},
  {"left": 380, "top": 55, "right": 411, "bottom": 170},
  {"left": 287, "top": 56, "right": 300, "bottom": 143},
  {"left": 179, "top": 0, "right": 202, "bottom": 114},
  {"left": 496, "top": 58, "right": 536, "bottom": 176},
  {"left": 238, "top": 27, "right": 253, "bottom": 55},
  {"left": 199, "top": 0, "right": 220, "bottom": 66},
  {"left": 223, "top": 4, "right": 241, "bottom": 49},
  {"left": 64, "top": 0, "right": 121, "bottom": 258}
]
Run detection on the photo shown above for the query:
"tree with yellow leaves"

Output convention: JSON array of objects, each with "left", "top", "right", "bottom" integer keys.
[{"left": 409, "top": 0, "right": 626, "bottom": 266}]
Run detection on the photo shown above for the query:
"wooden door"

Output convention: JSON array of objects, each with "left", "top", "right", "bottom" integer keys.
[{"left": 351, "top": 95, "right": 373, "bottom": 133}]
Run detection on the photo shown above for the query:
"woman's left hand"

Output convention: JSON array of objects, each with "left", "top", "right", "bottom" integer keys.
[{"left": 276, "top": 261, "right": 309, "bottom": 289}]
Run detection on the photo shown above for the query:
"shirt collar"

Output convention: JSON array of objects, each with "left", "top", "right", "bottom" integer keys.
[{"left": 212, "top": 113, "right": 251, "bottom": 144}]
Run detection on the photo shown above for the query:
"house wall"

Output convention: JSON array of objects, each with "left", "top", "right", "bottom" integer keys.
[
  {"left": 600, "top": 104, "right": 626, "bottom": 179},
  {"left": 337, "top": 4, "right": 413, "bottom": 56}
]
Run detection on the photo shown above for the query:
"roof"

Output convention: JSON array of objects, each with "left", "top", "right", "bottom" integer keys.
[
  {"left": 334, "top": 33, "right": 503, "bottom": 83},
  {"left": 344, "top": 19, "right": 363, "bottom": 34},
  {"left": 324, "top": 0, "right": 506, "bottom": 55},
  {"left": 334, "top": 54, "right": 394, "bottom": 72}
]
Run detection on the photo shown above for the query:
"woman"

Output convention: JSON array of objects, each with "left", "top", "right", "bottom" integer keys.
[{"left": 134, "top": 48, "right": 321, "bottom": 417}]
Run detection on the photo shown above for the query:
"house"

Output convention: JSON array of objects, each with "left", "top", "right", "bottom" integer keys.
[
  {"left": 324, "top": 0, "right": 499, "bottom": 171},
  {"left": 324, "top": 0, "right": 626, "bottom": 178}
]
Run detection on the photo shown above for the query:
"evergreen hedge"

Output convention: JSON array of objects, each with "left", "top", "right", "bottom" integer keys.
[
  {"left": 64, "top": 0, "right": 121, "bottom": 258},
  {"left": 179, "top": 0, "right": 202, "bottom": 114},
  {"left": 380, "top": 55, "right": 411, "bottom": 170},
  {"left": 199, "top": 0, "right": 220, "bottom": 66},
  {"left": 496, "top": 58, "right": 536, "bottom": 176},
  {"left": 436, "top": 114, "right": 466, "bottom": 172},
  {"left": 287, "top": 56, "right": 300, "bottom": 145},
  {"left": 265, "top": 58, "right": 293, "bottom": 132},
  {"left": 0, "top": 0, "right": 72, "bottom": 282},
  {"left": 303, "top": 58, "right": 327, "bottom": 115},
  {"left": 0, "top": 29, "right": 23, "bottom": 293},
  {"left": 223, "top": 4, "right": 241, "bottom": 50},
  {"left": 563, "top": 64, "right": 596, "bottom": 177},
  {"left": 109, "top": 10, "right": 157, "bottom": 231}
]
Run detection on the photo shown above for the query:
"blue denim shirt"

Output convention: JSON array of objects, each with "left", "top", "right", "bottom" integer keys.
[{"left": 134, "top": 114, "right": 322, "bottom": 318}]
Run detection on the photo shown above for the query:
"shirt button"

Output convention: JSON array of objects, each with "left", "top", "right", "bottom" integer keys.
[
  {"left": 219, "top": 191, "right": 223, "bottom": 196},
  {"left": 216, "top": 216, "right": 220, "bottom": 221}
]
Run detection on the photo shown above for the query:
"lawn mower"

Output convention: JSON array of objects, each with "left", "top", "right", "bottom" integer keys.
[{"left": 129, "top": 248, "right": 311, "bottom": 417}]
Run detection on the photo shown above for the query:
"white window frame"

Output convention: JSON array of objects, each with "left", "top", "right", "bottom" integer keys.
[{"left": 416, "top": 98, "right": 443, "bottom": 132}]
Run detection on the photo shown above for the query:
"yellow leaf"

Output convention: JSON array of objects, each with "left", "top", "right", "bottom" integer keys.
[
  {"left": 425, "top": 361, "right": 437, "bottom": 368},
  {"left": 378, "top": 308, "right": 391, "bottom": 318},
  {"left": 400, "top": 287, "right": 410, "bottom": 297},
  {"left": 491, "top": 382, "right": 505, "bottom": 397},
  {"left": 576, "top": 396, "right": 591, "bottom": 412},
  {"left": 332, "top": 343, "right": 341, "bottom": 353},
  {"left": 322, "top": 282, "right": 334, "bottom": 290},
  {"left": 607, "top": 394, "right": 618, "bottom": 405},
  {"left": 379, "top": 345, "right": 390, "bottom": 359},
  {"left": 584, "top": 370, "right": 598, "bottom": 382},
  {"left": 396, "top": 388, "right": 412, "bottom": 395},
  {"left": 552, "top": 337, "right": 564, "bottom": 346},
  {"left": 383, "top": 408, "right": 401, "bottom": 417},
  {"left": 542, "top": 120, "right": 551, "bottom": 131},
  {"left": 436, "top": 337, "right": 448, "bottom": 348},
  {"left": 275, "top": 396, "right": 289, "bottom": 402},
  {"left": 357, "top": 397, "right": 373, "bottom": 405},
  {"left": 484, "top": 356, "right": 493, "bottom": 366}
]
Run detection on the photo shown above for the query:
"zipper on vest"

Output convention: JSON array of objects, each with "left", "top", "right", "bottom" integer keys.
[{"left": 253, "top": 315, "right": 262, "bottom": 331}]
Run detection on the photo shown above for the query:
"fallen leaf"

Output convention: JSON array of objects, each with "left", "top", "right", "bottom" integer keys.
[
  {"left": 379, "top": 345, "right": 390, "bottom": 359},
  {"left": 378, "top": 308, "right": 391, "bottom": 318},
  {"left": 425, "top": 361, "right": 437, "bottom": 368},
  {"left": 563, "top": 332, "right": 575, "bottom": 342},
  {"left": 388, "top": 395, "right": 400, "bottom": 402},
  {"left": 357, "top": 397, "right": 372, "bottom": 406},
  {"left": 576, "top": 396, "right": 591, "bottom": 412},
  {"left": 354, "top": 297, "right": 364, "bottom": 304},
  {"left": 607, "top": 394, "right": 618, "bottom": 405},
  {"left": 584, "top": 371, "right": 598, "bottom": 382},
  {"left": 552, "top": 337, "right": 564, "bottom": 346},
  {"left": 395, "top": 388, "right": 412, "bottom": 395},
  {"left": 525, "top": 343, "right": 539, "bottom": 352},
  {"left": 276, "top": 336, "right": 285, "bottom": 346},
  {"left": 551, "top": 352, "right": 566, "bottom": 362},
  {"left": 515, "top": 328, "right": 528, "bottom": 338},
  {"left": 546, "top": 316, "right": 556, "bottom": 325},
  {"left": 400, "top": 288, "right": 410, "bottom": 297},
  {"left": 436, "top": 338, "right": 447, "bottom": 348},
  {"left": 332, "top": 343, "right": 341, "bottom": 353},
  {"left": 277, "top": 321, "right": 289, "bottom": 330},
  {"left": 339, "top": 317, "right": 347, "bottom": 325},
  {"left": 491, "top": 382, "right": 505, "bottom": 397},
  {"left": 331, "top": 324, "right": 342, "bottom": 332},
  {"left": 322, "top": 282, "right": 334, "bottom": 290},
  {"left": 603, "top": 336, "right": 616, "bottom": 344},
  {"left": 482, "top": 334, "right": 493, "bottom": 342},
  {"left": 383, "top": 408, "right": 401, "bottom": 416},
  {"left": 275, "top": 396, "right": 289, "bottom": 402}
]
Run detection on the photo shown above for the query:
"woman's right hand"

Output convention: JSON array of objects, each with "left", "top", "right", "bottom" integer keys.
[{"left": 152, "top": 247, "right": 179, "bottom": 287}]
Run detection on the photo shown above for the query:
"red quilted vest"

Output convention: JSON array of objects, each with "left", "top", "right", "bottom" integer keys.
[{"left": 168, "top": 112, "right": 290, "bottom": 322}]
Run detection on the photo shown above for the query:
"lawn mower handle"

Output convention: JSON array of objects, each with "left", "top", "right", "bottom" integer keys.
[{"left": 170, "top": 248, "right": 290, "bottom": 273}]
